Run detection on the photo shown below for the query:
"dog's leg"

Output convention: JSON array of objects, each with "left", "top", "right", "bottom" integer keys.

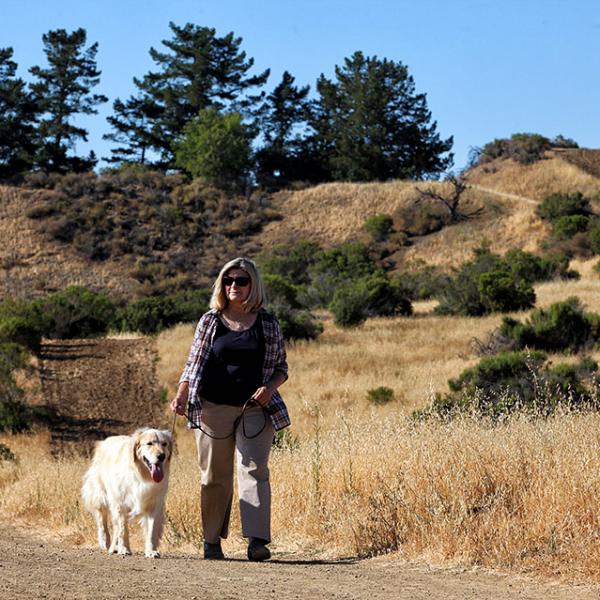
[
  {"left": 94, "top": 505, "right": 111, "bottom": 551},
  {"left": 108, "top": 506, "right": 131, "bottom": 556},
  {"left": 144, "top": 508, "right": 164, "bottom": 558}
]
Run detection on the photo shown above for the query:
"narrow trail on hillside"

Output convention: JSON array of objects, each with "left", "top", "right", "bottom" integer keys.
[
  {"left": 36, "top": 337, "right": 165, "bottom": 455},
  {"left": 469, "top": 184, "right": 538, "bottom": 205},
  {"left": 2, "top": 523, "right": 599, "bottom": 600}
]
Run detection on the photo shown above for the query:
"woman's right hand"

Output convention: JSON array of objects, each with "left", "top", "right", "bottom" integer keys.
[{"left": 170, "top": 394, "right": 187, "bottom": 415}]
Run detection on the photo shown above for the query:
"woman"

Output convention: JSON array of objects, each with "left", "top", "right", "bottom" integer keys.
[{"left": 170, "top": 257, "right": 289, "bottom": 562}]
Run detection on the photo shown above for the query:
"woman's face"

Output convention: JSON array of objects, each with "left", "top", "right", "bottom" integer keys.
[{"left": 223, "top": 267, "right": 252, "bottom": 305}]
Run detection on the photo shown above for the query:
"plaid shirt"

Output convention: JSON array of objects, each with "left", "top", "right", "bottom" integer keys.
[{"left": 179, "top": 308, "right": 290, "bottom": 431}]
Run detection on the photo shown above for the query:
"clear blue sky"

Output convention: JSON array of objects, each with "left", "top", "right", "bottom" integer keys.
[{"left": 3, "top": 0, "right": 599, "bottom": 171}]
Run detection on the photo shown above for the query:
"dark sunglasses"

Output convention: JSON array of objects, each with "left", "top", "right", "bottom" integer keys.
[{"left": 223, "top": 275, "right": 251, "bottom": 287}]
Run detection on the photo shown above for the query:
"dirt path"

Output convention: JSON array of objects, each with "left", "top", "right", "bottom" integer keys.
[
  {"left": 1, "top": 524, "right": 599, "bottom": 600},
  {"left": 36, "top": 337, "right": 164, "bottom": 455}
]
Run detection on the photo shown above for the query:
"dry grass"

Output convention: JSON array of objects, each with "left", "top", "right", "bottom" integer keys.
[{"left": 468, "top": 154, "right": 600, "bottom": 202}]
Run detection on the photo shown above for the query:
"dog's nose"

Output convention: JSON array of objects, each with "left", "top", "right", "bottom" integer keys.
[{"left": 157, "top": 453, "right": 166, "bottom": 462}]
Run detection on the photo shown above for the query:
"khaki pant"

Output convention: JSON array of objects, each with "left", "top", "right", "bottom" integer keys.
[{"left": 194, "top": 400, "right": 275, "bottom": 544}]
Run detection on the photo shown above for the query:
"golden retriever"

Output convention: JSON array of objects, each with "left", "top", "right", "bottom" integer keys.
[{"left": 81, "top": 428, "right": 173, "bottom": 558}]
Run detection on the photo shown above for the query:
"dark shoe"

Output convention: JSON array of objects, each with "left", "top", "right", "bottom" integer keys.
[
  {"left": 247, "top": 538, "right": 271, "bottom": 562},
  {"left": 203, "top": 541, "right": 224, "bottom": 560}
]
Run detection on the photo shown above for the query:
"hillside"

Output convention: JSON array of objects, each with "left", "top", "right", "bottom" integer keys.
[{"left": 1, "top": 149, "right": 600, "bottom": 300}]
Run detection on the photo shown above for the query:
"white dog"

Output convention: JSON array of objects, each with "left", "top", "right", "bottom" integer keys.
[{"left": 81, "top": 428, "right": 173, "bottom": 558}]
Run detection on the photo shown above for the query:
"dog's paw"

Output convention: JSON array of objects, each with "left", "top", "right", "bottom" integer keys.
[
  {"left": 117, "top": 546, "right": 132, "bottom": 556},
  {"left": 145, "top": 550, "right": 161, "bottom": 559}
]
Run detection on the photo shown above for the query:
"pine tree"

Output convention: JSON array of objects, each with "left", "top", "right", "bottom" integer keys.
[
  {"left": 255, "top": 71, "right": 312, "bottom": 188},
  {"left": 0, "top": 48, "right": 38, "bottom": 178},
  {"left": 29, "top": 28, "right": 107, "bottom": 173},
  {"left": 310, "top": 51, "right": 453, "bottom": 181},
  {"left": 105, "top": 22, "right": 269, "bottom": 167}
]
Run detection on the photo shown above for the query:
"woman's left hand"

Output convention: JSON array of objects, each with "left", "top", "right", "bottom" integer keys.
[{"left": 252, "top": 386, "right": 273, "bottom": 407}]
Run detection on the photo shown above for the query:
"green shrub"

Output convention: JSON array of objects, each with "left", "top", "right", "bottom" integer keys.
[
  {"left": 330, "top": 274, "right": 412, "bottom": 327},
  {"left": 367, "top": 386, "right": 395, "bottom": 405},
  {"left": 117, "top": 289, "right": 210, "bottom": 334},
  {"left": 257, "top": 241, "right": 320, "bottom": 287},
  {"left": 264, "top": 274, "right": 302, "bottom": 309},
  {"left": 30, "top": 286, "right": 116, "bottom": 339},
  {"left": 480, "top": 133, "right": 552, "bottom": 165},
  {"left": 477, "top": 270, "right": 536, "bottom": 313},
  {"left": 270, "top": 305, "right": 323, "bottom": 341},
  {"left": 0, "top": 316, "right": 42, "bottom": 353},
  {"left": 364, "top": 214, "right": 393, "bottom": 242},
  {"left": 551, "top": 215, "right": 590, "bottom": 239},
  {"left": 536, "top": 192, "right": 591, "bottom": 221},
  {"left": 503, "top": 248, "right": 570, "bottom": 282},
  {"left": 0, "top": 342, "right": 31, "bottom": 433},
  {"left": 422, "top": 351, "right": 599, "bottom": 420},
  {"left": 589, "top": 223, "right": 600, "bottom": 254},
  {"left": 435, "top": 247, "right": 536, "bottom": 316},
  {"left": 499, "top": 297, "right": 596, "bottom": 352}
]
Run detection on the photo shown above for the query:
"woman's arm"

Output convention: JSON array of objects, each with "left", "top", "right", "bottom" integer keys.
[
  {"left": 252, "top": 370, "right": 287, "bottom": 407},
  {"left": 170, "top": 381, "right": 189, "bottom": 415}
]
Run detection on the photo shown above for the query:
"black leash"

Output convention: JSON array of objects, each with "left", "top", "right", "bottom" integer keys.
[{"left": 177, "top": 398, "right": 269, "bottom": 440}]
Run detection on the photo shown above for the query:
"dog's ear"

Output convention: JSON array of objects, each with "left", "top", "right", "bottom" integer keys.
[
  {"left": 132, "top": 428, "right": 146, "bottom": 463},
  {"left": 163, "top": 430, "right": 174, "bottom": 461}
]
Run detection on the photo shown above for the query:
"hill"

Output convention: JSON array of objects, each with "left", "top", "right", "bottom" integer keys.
[{"left": 0, "top": 149, "right": 599, "bottom": 300}]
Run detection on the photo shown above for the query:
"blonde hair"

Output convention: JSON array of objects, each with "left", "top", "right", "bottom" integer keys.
[{"left": 210, "top": 257, "right": 266, "bottom": 312}]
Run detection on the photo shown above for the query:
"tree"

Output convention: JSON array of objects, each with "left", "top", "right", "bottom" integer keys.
[
  {"left": 255, "top": 71, "right": 311, "bottom": 187},
  {"left": 0, "top": 48, "right": 38, "bottom": 178},
  {"left": 415, "top": 173, "right": 482, "bottom": 222},
  {"left": 105, "top": 22, "right": 269, "bottom": 167},
  {"left": 309, "top": 51, "right": 453, "bottom": 182},
  {"left": 29, "top": 28, "right": 107, "bottom": 172},
  {"left": 103, "top": 96, "right": 162, "bottom": 165},
  {"left": 175, "top": 108, "right": 252, "bottom": 188}
]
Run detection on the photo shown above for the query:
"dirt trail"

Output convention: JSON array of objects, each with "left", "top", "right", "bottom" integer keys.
[
  {"left": 1, "top": 524, "right": 599, "bottom": 600},
  {"left": 36, "top": 337, "right": 165, "bottom": 455}
]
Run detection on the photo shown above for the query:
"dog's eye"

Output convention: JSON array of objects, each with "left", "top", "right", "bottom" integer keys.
[{"left": 146, "top": 442, "right": 153, "bottom": 446}]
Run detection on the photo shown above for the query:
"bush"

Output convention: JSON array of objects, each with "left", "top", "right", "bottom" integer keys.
[
  {"left": 330, "top": 274, "right": 412, "bottom": 327},
  {"left": 367, "top": 386, "right": 395, "bottom": 405},
  {"left": 479, "top": 133, "right": 552, "bottom": 165},
  {"left": 499, "top": 297, "right": 596, "bottom": 352},
  {"left": 426, "top": 351, "right": 599, "bottom": 419},
  {"left": 270, "top": 305, "right": 323, "bottom": 341},
  {"left": 364, "top": 214, "right": 393, "bottom": 242},
  {"left": 589, "top": 223, "right": 600, "bottom": 254},
  {"left": 0, "top": 316, "right": 42, "bottom": 353},
  {"left": 551, "top": 215, "right": 590, "bottom": 240},
  {"left": 0, "top": 342, "right": 32, "bottom": 433},
  {"left": 435, "top": 247, "right": 536, "bottom": 316},
  {"left": 31, "top": 286, "right": 116, "bottom": 339},
  {"left": 117, "top": 289, "right": 210, "bottom": 334},
  {"left": 392, "top": 267, "right": 449, "bottom": 301},
  {"left": 0, "top": 442, "right": 16, "bottom": 462},
  {"left": 503, "top": 248, "right": 569, "bottom": 282},
  {"left": 536, "top": 192, "right": 591, "bottom": 221}
]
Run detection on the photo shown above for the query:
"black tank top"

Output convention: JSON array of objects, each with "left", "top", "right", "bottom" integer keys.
[{"left": 200, "top": 314, "right": 265, "bottom": 406}]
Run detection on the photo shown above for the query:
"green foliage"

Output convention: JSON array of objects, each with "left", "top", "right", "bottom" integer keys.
[
  {"left": 499, "top": 297, "right": 596, "bottom": 352},
  {"left": 29, "top": 28, "right": 107, "bottom": 172},
  {"left": 479, "top": 133, "right": 552, "bottom": 165},
  {"left": 310, "top": 51, "right": 453, "bottom": 181},
  {"left": 536, "top": 192, "right": 591, "bottom": 221},
  {"left": 367, "top": 386, "right": 395, "bottom": 405},
  {"left": 363, "top": 214, "right": 394, "bottom": 242},
  {"left": 330, "top": 274, "right": 412, "bottom": 327},
  {"left": 116, "top": 289, "right": 210, "bottom": 334},
  {"left": 588, "top": 223, "right": 600, "bottom": 254},
  {"left": 503, "top": 248, "right": 570, "bottom": 282},
  {"left": 0, "top": 47, "right": 38, "bottom": 178},
  {"left": 255, "top": 70, "right": 312, "bottom": 189},
  {"left": 0, "top": 342, "right": 31, "bottom": 433},
  {"left": 105, "top": 22, "right": 268, "bottom": 167},
  {"left": 551, "top": 215, "right": 590, "bottom": 240},
  {"left": 175, "top": 108, "right": 253, "bottom": 189},
  {"left": 392, "top": 267, "right": 449, "bottom": 301},
  {"left": 269, "top": 305, "right": 323, "bottom": 341},
  {"left": 257, "top": 241, "right": 320, "bottom": 287},
  {"left": 30, "top": 286, "right": 116, "bottom": 339},
  {"left": 435, "top": 247, "right": 536, "bottom": 316},
  {"left": 429, "top": 351, "right": 599, "bottom": 419}
]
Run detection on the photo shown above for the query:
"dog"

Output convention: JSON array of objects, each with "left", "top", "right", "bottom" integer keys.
[{"left": 81, "top": 428, "right": 173, "bottom": 558}]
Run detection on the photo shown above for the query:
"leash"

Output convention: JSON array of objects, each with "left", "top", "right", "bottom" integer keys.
[{"left": 172, "top": 398, "right": 268, "bottom": 440}]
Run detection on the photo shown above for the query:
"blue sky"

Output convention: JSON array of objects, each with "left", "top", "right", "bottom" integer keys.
[{"left": 3, "top": 0, "right": 599, "bottom": 171}]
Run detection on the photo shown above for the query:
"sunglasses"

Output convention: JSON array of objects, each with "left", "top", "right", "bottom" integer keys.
[{"left": 223, "top": 275, "right": 251, "bottom": 287}]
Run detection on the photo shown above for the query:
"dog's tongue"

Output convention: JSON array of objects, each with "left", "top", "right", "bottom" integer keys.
[{"left": 151, "top": 463, "right": 164, "bottom": 483}]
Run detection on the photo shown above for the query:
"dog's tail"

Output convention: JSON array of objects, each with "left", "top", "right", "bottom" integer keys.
[{"left": 81, "top": 465, "right": 107, "bottom": 513}]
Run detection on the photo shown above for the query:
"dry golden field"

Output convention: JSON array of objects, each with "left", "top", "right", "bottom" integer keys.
[{"left": 3, "top": 259, "right": 600, "bottom": 582}]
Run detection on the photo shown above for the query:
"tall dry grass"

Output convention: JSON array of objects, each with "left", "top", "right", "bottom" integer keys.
[{"left": 2, "top": 260, "right": 600, "bottom": 579}]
